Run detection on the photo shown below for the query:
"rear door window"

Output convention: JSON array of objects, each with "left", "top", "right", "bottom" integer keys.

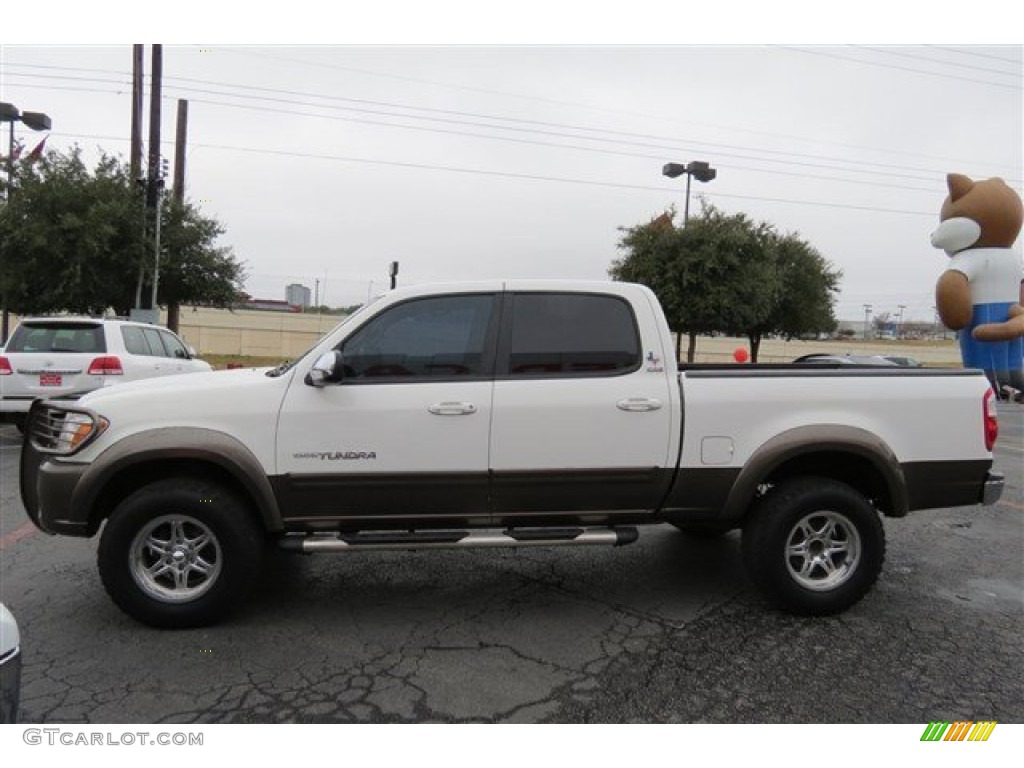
[
  {"left": 499, "top": 293, "right": 641, "bottom": 377},
  {"left": 6, "top": 323, "right": 106, "bottom": 353}
]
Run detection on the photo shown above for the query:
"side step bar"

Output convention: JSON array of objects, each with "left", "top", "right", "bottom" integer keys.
[{"left": 279, "top": 526, "right": 639, "bottom": 553}]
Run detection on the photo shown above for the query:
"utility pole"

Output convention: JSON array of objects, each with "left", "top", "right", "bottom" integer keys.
[
  {"left": 138, "top": 44, "right": 162, "bottom": 322},
  {"left": 173, "top": 99, "right": 187, "bottom": 202},
  {"left": 131, "top": 45, "right": 147, "bottom": 314},
  {"left": 145, "top": 44, "right": 162, "bottom": 315},
  {"left": 129, "top": 45, "right": 144, "bottom": 183},
  {"left": 165, "top": 99, "right": 188, "bottom": 333}
]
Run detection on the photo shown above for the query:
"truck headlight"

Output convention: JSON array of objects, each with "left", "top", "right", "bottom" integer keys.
[{"left": 29, "top": 405, "right": 109, "bottom": 455}]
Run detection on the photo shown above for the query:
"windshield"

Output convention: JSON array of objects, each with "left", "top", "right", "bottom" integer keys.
[{"left": 265, "top": 298, "right": 382, "bottom": 377}]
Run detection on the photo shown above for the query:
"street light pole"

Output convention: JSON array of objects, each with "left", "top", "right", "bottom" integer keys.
[
  {"left": 0, "top": 101, "right": 52, "bottom": 345},
  {"left": 863, "top": 304, "right": 873, "bottom": 340},
  {"left": 662, "top": 160, "right": 717, "bottom": 225}
]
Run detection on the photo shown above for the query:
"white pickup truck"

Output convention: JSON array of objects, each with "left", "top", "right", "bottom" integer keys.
[{"left": 19, "top": 281, "right": 1004, "bottom": 628}]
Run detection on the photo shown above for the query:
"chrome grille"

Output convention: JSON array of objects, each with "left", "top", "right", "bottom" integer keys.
[{"left": 28, "top": 405, "right": 69, "bottom": 451}]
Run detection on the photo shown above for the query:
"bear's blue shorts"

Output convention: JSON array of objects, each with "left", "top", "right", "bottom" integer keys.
[{"left": 959, "top": 302, "right": 1024, "bottom": 375}]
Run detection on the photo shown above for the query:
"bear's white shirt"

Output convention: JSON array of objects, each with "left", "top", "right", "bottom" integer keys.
[{"left": 946, "top": 247, "right": 1023, "bottom": 305}]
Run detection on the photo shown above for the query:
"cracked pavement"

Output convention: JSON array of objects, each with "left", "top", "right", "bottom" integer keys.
[{"left": 1, "top": 408, "right": 1021, "bottom": 723}]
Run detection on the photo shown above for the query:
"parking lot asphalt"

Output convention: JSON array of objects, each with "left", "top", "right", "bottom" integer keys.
[{"left": 0, "top": 405, "right": 1021, "bottom": 724}]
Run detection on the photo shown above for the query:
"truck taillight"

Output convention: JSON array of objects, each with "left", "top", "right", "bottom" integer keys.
[
  {"left": 983, "top": 388, "right": 998, "bottom": 452},
  {"left": 88, "top": 356, "right": 123, "bottom": 375},
  {"left": 0, "top": 356, "right": 11, "bottom": 375}
]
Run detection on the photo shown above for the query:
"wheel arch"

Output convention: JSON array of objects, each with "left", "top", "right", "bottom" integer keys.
[
  {"left": 721, "top": 425, "right": 908, "bottom": 524},
  {"left": 75, "top": 428, "right": 283, "bottom": 536}
]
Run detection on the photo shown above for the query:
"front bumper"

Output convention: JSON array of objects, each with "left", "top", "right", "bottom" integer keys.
[
  {"left": 20, "top": 402, "right": 93, "bottom": 536},
  {"left": 983, "top": 471, "right": 1004, "bottom": 506}
]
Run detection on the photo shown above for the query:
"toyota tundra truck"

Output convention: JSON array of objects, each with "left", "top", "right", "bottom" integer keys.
[{"left": 19, "top": 281, "right": 1004, "bottom": 628}]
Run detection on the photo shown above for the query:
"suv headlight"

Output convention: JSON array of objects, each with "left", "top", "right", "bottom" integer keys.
[{"left": 29, "top": 405, "right": 110, "bottom": 455}]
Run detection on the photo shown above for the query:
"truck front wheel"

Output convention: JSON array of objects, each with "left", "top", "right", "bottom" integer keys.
[
  {"left": 742, "top": 477, "right": 885, "bottom": 615},
  {"left": 98, "top": 478, "right": 264, "bottom": 628}
]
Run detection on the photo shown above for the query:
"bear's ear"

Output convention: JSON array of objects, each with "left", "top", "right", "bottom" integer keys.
[{"left": 947, "top": 173, "right": 974, "bottom": 202}]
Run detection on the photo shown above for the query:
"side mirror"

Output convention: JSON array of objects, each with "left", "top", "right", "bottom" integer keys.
[
  {"left": 187, "top": 346, "right": 198, "bottom": 358},
  {"left": 305, "top": 350, "right": 343, "bottom": 388}
]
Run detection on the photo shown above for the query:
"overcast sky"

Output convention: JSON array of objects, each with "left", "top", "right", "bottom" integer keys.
[{"left": 2, "top": 24, "right": 1021, "bottom": 320}]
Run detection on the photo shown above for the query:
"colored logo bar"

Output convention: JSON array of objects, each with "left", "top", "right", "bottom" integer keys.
[{"left": 921, "top": 721, "right": 997, "bottom": 742}]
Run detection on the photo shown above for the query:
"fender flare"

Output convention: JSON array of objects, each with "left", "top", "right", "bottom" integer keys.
[
  {"left": 74, "top": 427, "right": 283, "bottom": 532},
  {"left": 720, "top": 424, "right": 908, "bottom": 522}
]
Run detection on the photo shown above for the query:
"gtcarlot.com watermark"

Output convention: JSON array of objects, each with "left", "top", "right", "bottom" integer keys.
[{"left": 23, "top": 728, "right": 203, "bottom": 747}]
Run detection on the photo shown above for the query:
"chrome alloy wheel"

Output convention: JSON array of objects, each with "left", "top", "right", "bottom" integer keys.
[
  {"left": 129, "top": 515, "right": 223, "bottom": 603},
  {"left": 784, "top": 511, "right": 862, "bottom": 591}
]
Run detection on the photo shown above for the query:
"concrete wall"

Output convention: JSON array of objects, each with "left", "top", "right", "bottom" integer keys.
[
  {"left": 172, "top": 308, "right": 344, "bottom": 358},
  {"left": 5, "top": 308, "right": 962, "bottom": 366}
]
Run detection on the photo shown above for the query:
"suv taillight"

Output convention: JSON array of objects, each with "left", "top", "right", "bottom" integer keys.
[
  {"left": 88, "top": 356, "right": 123, "bottom": 375},
  {"left": 0, "top": 356, "right": 11, "bottom": 375},
  {"left": 983, "top": 388, "right": 998, "bottom": 452}
]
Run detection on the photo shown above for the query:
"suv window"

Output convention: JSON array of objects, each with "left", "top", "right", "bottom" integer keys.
[
  {"left": 340, "top": 294, "right": 496, "bottom": 381},
  {"left": 6, "top": 323, "right": 106, "bottom": 354},
  {"left": 121, "top": 326, "right": 151, "bottom": 356},
  {"left": 159, "top": 330, "right": 190, "bottom": 359},
  {"left": 142, "top": 328, "right": 169, "bottom": 358},
  {"left": 501, "top": 293, "right": 640, "bottom": 377}
]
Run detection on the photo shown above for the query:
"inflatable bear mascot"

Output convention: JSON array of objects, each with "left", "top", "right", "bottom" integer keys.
[{"left": 931, "top": 173, "right": 1024, "bottom": 394}]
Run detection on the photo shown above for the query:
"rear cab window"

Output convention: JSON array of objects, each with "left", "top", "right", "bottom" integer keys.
[
  {"left": 6, "top": 322, "right": 106, "bottom": 354},
  {"left": 498, "top": 293, "right": 641, "bottom": 378}
]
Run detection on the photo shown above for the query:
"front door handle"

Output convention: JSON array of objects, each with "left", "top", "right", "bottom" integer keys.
[
  {"left": 617, "top": 397, "right": 662, "bottom": 412},
  {"left": 428, "top": 402, "right": 478, "bottom": 416}
]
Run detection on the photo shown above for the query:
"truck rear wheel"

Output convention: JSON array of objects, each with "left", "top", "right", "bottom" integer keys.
[
  {"left": 742, "top": 477, "right": 884, "bottom": 615},
  {"left": 98, "top": 478, "right": 264, "bottom": 628}
]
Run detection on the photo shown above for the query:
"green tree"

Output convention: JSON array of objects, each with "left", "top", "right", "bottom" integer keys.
[
  {"left": 0, "top": 147, "right": 245, "bottom": 327},
  {"left": 0, "top": 150, "right": 143, "bottom": 316},
  {"left": 611, "top": 203, "right": 841, "bottom": 363},
  {"left": 742, "top": 232, "right": 841, "bottom": 361},
  {"left": 611, "top": 204, "right": 777, "bottom": 362},
  {"left": 159, "top": 198, "right": 246, "bottom": 331}
]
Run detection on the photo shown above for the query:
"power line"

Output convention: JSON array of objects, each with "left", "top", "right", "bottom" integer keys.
[
  {"left": 780, "top": 45, "right": 1023, "bottom": 90},
  {"left": 925, "top": 45, "right": 1024, "bottom": 66},
  {"left": 184, "top": 140, "right": 942, "bottom": 218},
  {"left": 14, "top": 79, "right": 1022, "bottom": 201},
  {"left": 209, "top": 48, "right": 1024, "bottom": 170},
  {"left": 32, "top": 125, "right": 941, "bottom": 216},
  {"left": 853, "top": 45, "right": 1023, "bottom": 78},
  {"left": 6, "top": 73, "right": 957, "bottom": 188},
  {"left": 5, "top": 62, "right": 1020, "bottom": 182}
]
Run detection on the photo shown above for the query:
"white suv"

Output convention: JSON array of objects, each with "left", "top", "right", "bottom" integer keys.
[{"left": 0, "top": 318, "right": 212, "bottom": 428}]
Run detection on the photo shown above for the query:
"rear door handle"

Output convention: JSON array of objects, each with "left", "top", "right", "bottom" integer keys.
[
  {"left": 617, "top": 397, "right": 663, "bottom": 412},
  {"left": 428, "top": 402, "right": 477, "bottom": 416}
]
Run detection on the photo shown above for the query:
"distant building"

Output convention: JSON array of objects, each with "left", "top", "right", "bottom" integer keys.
[
  {"left": 244, "top": 298, "right": 301, "bottom": 313},
  {"left": 286, "top": 283, "right": 312, "bottom": 309}
]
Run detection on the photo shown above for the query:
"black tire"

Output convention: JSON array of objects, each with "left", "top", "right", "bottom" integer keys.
[
  {"left": 671, "top": 522, "right": 731, "bottom": 539},
  {"left": 741, "top": 477, "right": 884, "bottom": 616},
  {"left": 98, "top": 478, "right": 264, "bottom": 628}
]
